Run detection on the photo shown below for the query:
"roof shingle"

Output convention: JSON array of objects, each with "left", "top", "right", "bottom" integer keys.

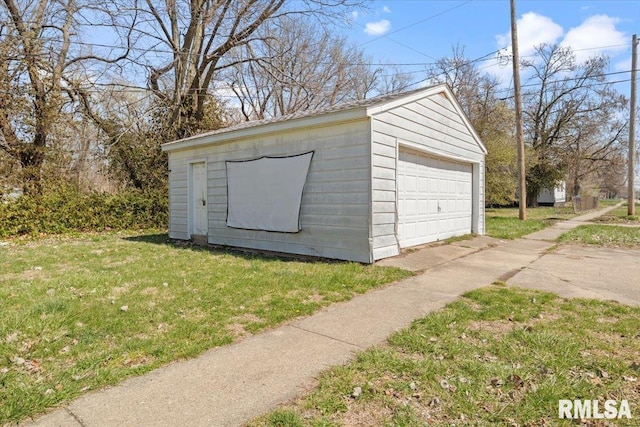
[{"left": 166, "top": 86, "right": 433, "bottom": 145}]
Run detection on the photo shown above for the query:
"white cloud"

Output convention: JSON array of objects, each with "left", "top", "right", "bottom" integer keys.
[
  {"left": 561, "top": 15, "right": 627, "bottom": 63},
  {"left": 490, "top": 12, "right": 562, "bottom": 84},
  {"left": 351, "top": 11, "right": 358, "bottom": 20},
  {"left": 490, "top": 12, "right": 629, "bottom": 86},
  {"left": 364, "top": 19, "right": 391, "bottom": 36},
  {"left": 382, "top": 6, "right": 391, "bottom": 14},
  {"left": 496, "top": 12, "right": 563, "bottom": 57}
]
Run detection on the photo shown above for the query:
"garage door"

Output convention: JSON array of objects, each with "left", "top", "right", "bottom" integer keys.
[{"left": 398, "top": 149, "right": 472, "bottom": 247}]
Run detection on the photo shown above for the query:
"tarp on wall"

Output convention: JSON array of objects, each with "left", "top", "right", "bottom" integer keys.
[{"left": 226, "top": 151, "right": 314, "bottom": 232}]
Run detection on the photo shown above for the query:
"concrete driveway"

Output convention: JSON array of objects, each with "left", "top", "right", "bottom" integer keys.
[{"left": 508, "top": 244, "right": 640, "bottom": 306}]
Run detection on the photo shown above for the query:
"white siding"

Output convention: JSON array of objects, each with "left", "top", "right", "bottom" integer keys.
[
  {"left": 167, "top": 120, "right": 373, "bottom": 263},
  {"left": 371, "top": 93, "right": 485, "bottom": 260}
]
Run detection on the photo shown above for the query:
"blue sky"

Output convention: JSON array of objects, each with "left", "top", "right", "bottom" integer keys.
[{"left": 345, "top": 0, "right": 638, "bottom": 92}]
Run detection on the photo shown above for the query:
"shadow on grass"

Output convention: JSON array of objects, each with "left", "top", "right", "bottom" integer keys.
[
  {"left": 122, "top": 233, "right": 349, "bottom": 264},
  {"left": 124, "top": 233, "right": 171, "bottom": 245}
]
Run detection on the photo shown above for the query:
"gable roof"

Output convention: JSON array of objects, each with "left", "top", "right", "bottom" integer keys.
[{"left": 162, "top": 84, "right": 487, "bottom": 154}]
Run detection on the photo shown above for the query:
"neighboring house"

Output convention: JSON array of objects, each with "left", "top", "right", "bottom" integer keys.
[
  {"left": 537, "top": 182, "right": 566, "bottom": 207},
  {"left": 162, "top": 84, "right": 487, "bottom": 263}
]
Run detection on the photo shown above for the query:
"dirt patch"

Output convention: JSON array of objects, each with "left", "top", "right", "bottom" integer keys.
[
  {"left": 305, "top": 293, "right": 324, "bottom": 304},
  {"left": 225, "top": 323, "right": 248, "bottom": 339},
  {"left": 340, "top": 401, "right": 394, "bottom": 427},
  {"left": 141, "top": 287, "right": 159, "bottom": 296},
  {"left": 596, "top": 317, "right": 617, "bottom": 324},
  {"left": 225, "top": 313, "right": 264, "bottom": 339},
  {"left": 105, "top": 255, "right": 141, "bottom": 268},
  {"left": 2, "top": 269, "right": 46, "bottom": 281},
  {"left": 467, "top": 320, "right": 514, "bottom": 336},
  {"left": 109, "top": 286, "right": 129, "bottom": 297},
  {"left": 465, "top": 314, "right": 564, "bottom": 341},
  {"left": 464, "top": 301, "right": 483, "bottom": 311}
]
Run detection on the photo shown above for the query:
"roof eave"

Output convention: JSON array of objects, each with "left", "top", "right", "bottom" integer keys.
[
  {"left": 364, "top": 84, "right": 446, "bottom": 116},
  {"left": 161, "top": 107, "right": 369, "bottom": 153}
]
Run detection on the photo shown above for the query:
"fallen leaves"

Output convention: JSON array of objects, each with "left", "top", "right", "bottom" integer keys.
[
  {"left": 11, "top": 357, "right": 41, "bottom": 373},
  {"left": 439, "top": 378, "right": 459, "bottom": 394},
  {"left": 490, "top": 377, "right": 504, "bottom": 388},
  {"left": 509, "top": 374, "right": 524, "bottom": 389}
]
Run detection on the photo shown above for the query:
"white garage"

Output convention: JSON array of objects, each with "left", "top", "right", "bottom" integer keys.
[{"left": 162, "top": 84, "right": 486, "bottom": 263}]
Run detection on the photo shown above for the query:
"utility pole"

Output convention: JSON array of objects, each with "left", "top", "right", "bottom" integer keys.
[
  {"left": 629, "top": 34, "right": 637, "bottom": 216},
  {"left": 511, "top": 0, "right": 526, "bottom": 219}
]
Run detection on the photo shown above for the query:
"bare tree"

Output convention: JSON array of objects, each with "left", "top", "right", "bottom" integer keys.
[
  {"left": 373, "top": 63, "right": 413, "bottom": 98},
  {"left": 117, "top": 0, "right": 367, "bottom": 138},
  {"left": 563, "top": 90, "right": 627, "bottom": 197},
  {"left": 521, "top": 44, "right": 626, "bottom": 205},
  {"left": 226, "top": 15, "right": 387, "bottom": 121},
  {"left": 0, "top": 0, "right": 131, "bottom": 193},
  {"left": 75, "top": 84, "right": 175, "bottom": 190},
  {"left": 597, "top": 152, "right": 627, "bottom": 198}
]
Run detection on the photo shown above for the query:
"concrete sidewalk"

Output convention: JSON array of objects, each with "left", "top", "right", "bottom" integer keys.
[{"left": 23, "top": 205, "right": 639, "bottom": 427}]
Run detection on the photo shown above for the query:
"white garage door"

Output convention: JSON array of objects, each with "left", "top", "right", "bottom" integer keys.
[{"left": 398, "top": 149, "right": 472, "bottom": 248}]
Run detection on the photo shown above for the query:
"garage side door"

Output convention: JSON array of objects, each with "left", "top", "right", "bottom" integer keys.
[{"left": 398, "top": 149, "right": 472, "bottom": 248}]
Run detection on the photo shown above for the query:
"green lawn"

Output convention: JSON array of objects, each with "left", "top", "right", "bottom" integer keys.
[
  {"left": 250, "top": 286, "right": 640, "bottom": 426},
  {"left": 558, "top": 224, "right": 640, "bottom": 247},
  {"left": 0, "top": 232, "right": 411, "bottom": 423},
  {"left": 592, "top": 202, "right": 640, "bottom": 224},
  {"left": 599, "top": 198, "right": 624, "bottom": 207},
  {"left": 555, "top": 201, "right": 640, "bottom": 247},
  {"left": 485, "top": 206, "right": 577, "bottom": 239}
]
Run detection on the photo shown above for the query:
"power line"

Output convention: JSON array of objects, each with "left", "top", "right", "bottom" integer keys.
[
  {"left": 0, "top": 47, "right": 505, "bottom": 96},
  {"left": 496, "top": 78, "right": 636, "bottom": 101},
  {"left": 1, "top": 66, "right": 635, "bottom": 99},
  {"left": 358, "top": 0, "right": 473, "bottom": 47},
  {"left": 2, "top": 31, "right": 631, "bottom": 70}
]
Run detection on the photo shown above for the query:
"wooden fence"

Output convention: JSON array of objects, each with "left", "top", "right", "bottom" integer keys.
[{"left": 572, "top": 196, "right": 599, "bottom": 212}]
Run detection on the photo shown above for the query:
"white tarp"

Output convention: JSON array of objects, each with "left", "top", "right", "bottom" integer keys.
[{"left": 226, "top": 152, "right": 314, "bottom": 232}]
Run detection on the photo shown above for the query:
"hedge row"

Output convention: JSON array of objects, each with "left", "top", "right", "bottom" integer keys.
[{"left": 0, "top": 188, "right": 168, "bottom": 238}]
